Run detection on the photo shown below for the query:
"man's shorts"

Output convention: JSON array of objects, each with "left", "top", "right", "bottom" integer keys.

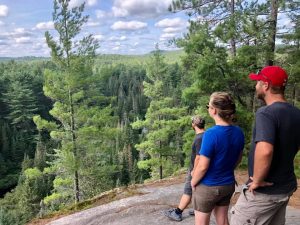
[
  {"left": 192, "top": 183, "right": 235, "bottom": 213},
  {"left": 230, "top": 186, "right": 293, "bottom": 225},
  {"left": 183, "top": 170, "right": 192, "bottom": 196}
]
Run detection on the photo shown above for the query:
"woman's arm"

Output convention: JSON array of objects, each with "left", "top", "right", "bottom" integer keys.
[
  {"left": 234, "top": 151, "right": 243, "bottom": 169},
  {"left": 191, "top": 155, "right": 210, "bottom": 189}
]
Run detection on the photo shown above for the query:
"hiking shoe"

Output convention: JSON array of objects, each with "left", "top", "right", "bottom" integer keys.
[
  {"left": 163, "top": 208, "right": 182, "bottom": 221},
  {"left": 188, "top": 209, "right": 194, "bottom": 216}
]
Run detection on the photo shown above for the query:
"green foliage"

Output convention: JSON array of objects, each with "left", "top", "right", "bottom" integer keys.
[
  {"left": 0, "top": 60, "right": 54, "bottom": 197},
  {"left": 0, "top": 166, "right": 53, "bottom": 225},
  {"left": 40, "top": 0, "right": 111, "bottom": 206},
  {"left": 295, "top": 152, "right": 300, "bottom": 178},
  {"left": 277, "top": 6, "right": 300, "bottom": 107},
  {"left": 43, "top": 192, "right": 65, "bottom": 211},
  {"left": 1, "top": 1, "right": 300, "bottom": 223},
  {"left": 132, "top": 47, "right": 189, "bottom": 178},
  {"left": 170, "top": 0, "right": 300, "bottom": 174},
  {"left": 95, "top": 50, "right": 184, "bottom": 67},
  {"left": 24, "top": 168, "right": 43, "bottom": 179}
]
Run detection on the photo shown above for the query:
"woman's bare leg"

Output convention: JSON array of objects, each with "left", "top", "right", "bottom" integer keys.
[
  {"left": 194, "top": 210, "right": 211, "bottom": 225},
  {"left": 213, "top": 205, "right": 229, "bottom": 225}
]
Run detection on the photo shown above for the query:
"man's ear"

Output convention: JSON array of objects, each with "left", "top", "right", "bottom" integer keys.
[{"left": 263, "top": 81, "right": 270, "bottom": 90}]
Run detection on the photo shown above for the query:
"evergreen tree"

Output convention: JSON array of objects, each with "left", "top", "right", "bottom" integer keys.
[
  {"left": 278, "top": 1, "right": 300, "bottom": 107},
  {"left": 4, "top": 80, "right": 38, "bottom": 129},
  {"left": 34, "top": 0, "right": 115, "bottom": 205},
  {"left": 132, "top": 46, "right": 188, "bottom": 179}
]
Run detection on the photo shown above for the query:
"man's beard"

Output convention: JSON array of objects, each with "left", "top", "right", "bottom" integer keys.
[{"left": 256, "top": 91, "right": 266, "bottom": 101}]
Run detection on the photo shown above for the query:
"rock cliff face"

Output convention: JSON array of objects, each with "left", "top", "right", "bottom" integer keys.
[
  {"left": 46, "top": 178, "right": 300, "bottom": 225},
  {"left": 47, "top": 182, "right": 195, "bottom": 225}
]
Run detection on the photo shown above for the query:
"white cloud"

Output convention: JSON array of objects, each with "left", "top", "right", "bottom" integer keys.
[
  {"left": 155, "top": 18, "right": 186, "bottom": 28},
  {"left": 0, "top": 40, "right": 7, "bottom": 45},
  {"left": 15, "top": 28, "right": 25, "bottom": 33},
  {"left": 112, "top": 6, "right": 128, "bottom": 17},
  {"left": 133, "top": 42, "right": 139, "bottom": 46},
  {"left": 0, "top": 33, "right": 8, "bottom": 41},
  {"left": 69, "top": 0, "right": 97, "bottom": 8},
  {"left": 112, "top": 46, "right": 120, "bottom": 51},
  {"left": 0, "top": 5, "right": 8, "bottom": 17},
  {"left": 94, "top": 34, "right": 105, "bottom": 41},
  {"left": 112, "top": 0, "right": 172, "bottom": 18},
  {"left": 109, "top": 36, "right": 127, "bottom": 41},
  {"left": 0, "top": 20, "right": 4, "bottom": 26},
  {"left": 120, "top": 36, "right": 127, "bottom": 41},
  {"left": 111, "top": 21, "right": 147, "bottom": 30},
  {"left": 95, "top": 10, "right": 108, "bottom": 19},
  {"left": 161, "top": 33, "right": 176, "bottom": 38},
  {"left": 15, "top": 37, "right": 31, "bottom": 44},
  {"left": 36, "top": 21, "right": 54, "bottom": 30},
  {"left": 32, "top": 42, "right": 44, "bottom": 50},
  {"left": 85, "top": 19, "right": 100, "bottom": 27},
  {"left": 10, "top": 28, "right": 34, "bottom": 38},
  {"left": 160, "top": 33, "right": 176, "bottom": 41},
  {"left": 163, "top": 27, "right": 183, "bottom": 33},
  {"left": 69, "top": 0, "right": 83, "bottom": 8},
  {"left": 87, "top": 0, "right": 97, "bottom": 6}
]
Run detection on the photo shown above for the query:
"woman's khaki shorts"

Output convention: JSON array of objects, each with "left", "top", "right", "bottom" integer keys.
[{"left": 192, "top": 183, "right": 235, "bottom": 213}]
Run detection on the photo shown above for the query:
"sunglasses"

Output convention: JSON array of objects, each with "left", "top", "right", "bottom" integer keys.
[{"left": 206, "top": 103, "right": 213, "bottom": 109}]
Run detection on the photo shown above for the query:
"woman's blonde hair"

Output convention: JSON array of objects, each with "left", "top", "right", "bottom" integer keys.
[{"left": 210, "top": 92, "right": 236, "bottom": 122}]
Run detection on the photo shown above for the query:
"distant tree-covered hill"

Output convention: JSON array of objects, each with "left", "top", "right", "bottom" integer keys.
[
  {"left": 0, "top": 56, "right": 49, "bottom": 62},
  {"left": 0, "top": 50, "right": 184, "bottom": 64}
]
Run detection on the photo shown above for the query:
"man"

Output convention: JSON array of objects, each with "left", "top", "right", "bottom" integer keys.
[
  {"left": 163, "top": 115, "right": 205, "bottom": 221},
  {"left": 231, "top": 66, "right": 300, "bottom": 225}
]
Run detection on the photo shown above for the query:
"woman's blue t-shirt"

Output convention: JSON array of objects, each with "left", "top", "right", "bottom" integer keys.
[{"left": 199, "top": 125, "right": 244, "bottom": 186}]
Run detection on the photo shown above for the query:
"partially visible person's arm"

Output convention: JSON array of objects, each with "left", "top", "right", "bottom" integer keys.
[
  {"left": 191, "top": 135, "right": 203, "bottom": 176},
  {"left": 234, "top": 151, "right": 243, "bottom": 169},
  {"left": 191, "top": 155, "right": 210, "bottom": 190},
  {"left": 249, "top": 141, "right": 273, "bottom": 191},
  {"left": 191, "top": 155, "right": 200, "bottom": 176}
]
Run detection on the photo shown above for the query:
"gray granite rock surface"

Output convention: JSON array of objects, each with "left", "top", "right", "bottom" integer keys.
[{"left": 47, "top": 183, "right": 300, "bottom": 225}]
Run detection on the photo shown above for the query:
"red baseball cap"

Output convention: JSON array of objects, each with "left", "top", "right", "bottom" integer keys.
[{"left": 249, "top": 66, "right": 288, "bottom": 86}]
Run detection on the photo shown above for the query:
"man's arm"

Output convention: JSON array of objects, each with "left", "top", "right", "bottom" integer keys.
[
  {"left": 191, "top": 155, "right": 200, "bottom": 176},
  {"left": 191, "top": 155, "right": 210, "bottom": 190},
  {"left": 191, "top": 135, "right": 203, "bottom": 175},
  {"left": 249, "top": 141, "right": 274, "bottom": 191}
]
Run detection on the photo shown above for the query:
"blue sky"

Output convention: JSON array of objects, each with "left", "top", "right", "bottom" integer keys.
[{"left": 0, "top": 0, "right": 189, "bottom": 57}]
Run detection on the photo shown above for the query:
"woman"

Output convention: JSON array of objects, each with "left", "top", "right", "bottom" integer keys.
[{"left": 191, "top": 92, "right": 244, "bottom": 225}]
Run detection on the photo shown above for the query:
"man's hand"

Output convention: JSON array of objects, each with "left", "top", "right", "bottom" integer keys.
[
  {"left": 248, "top": 176, "right": 273, "bottom": 192},
  {"left": 191, "top": 180, "right": 196, "bottom": 191}
]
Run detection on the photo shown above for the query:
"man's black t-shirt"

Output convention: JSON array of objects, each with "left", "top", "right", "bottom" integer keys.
[
  {"left": 248, "top": 102, "right": 300, "bottom": 194},
  {"left": 190, "top": 133, "right": 204, "bottom": 171}
]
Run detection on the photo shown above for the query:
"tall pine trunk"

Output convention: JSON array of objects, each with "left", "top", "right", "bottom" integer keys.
[
  {"left": 267, "top": 0, "right": 278, "bottom": 66},
  {"left": 230, "top": 0, "right": 236, "bottom": 57},
  {"left": 69, "top": 89, "right": 80, "bottom": 203}
]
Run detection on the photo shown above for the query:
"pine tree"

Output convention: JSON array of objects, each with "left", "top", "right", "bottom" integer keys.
[
  {"left": 3, "top": 80, "right": 38, "bottom": 130},
  {"left": 132, "top": 46, "right": 188, "bottom": 179},
  {"left": 278, "top": 1, "right": 300, "bottom": 107},
  {"left": 34, "top": 0, "right": 112, "bottom": 205}
]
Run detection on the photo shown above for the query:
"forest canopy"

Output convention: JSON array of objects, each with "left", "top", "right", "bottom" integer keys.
[{"left": 0, "top": 0, "right": 299, "bottom": 224}]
